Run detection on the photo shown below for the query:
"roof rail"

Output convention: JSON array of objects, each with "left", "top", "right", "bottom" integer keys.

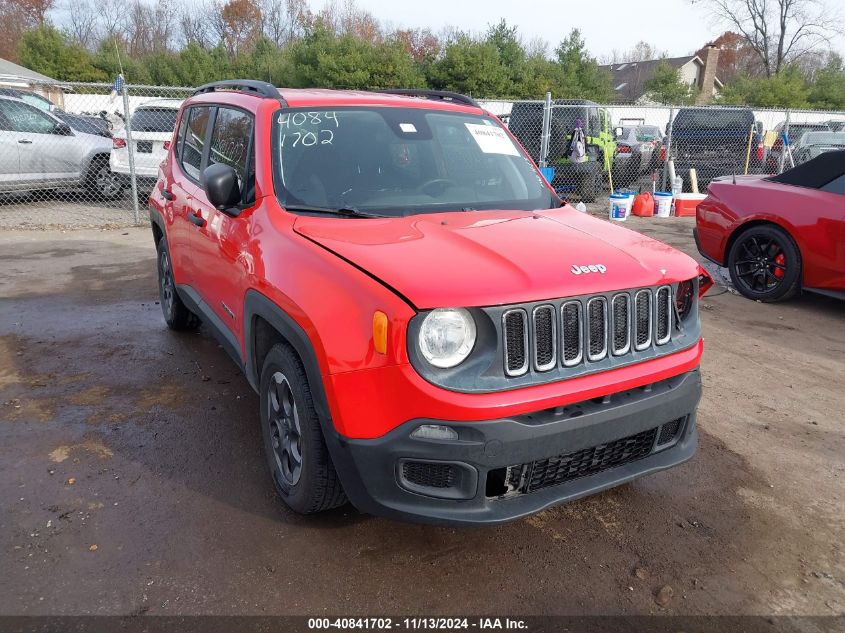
[
  {"left": 377, "top": 89, "right": 481, "bottom": 109},
  {"left": 193, "top": 80, "right": 287, "bottom": 105}
]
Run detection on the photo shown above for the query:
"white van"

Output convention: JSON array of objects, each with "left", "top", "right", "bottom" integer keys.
[{"left": 110, "top": 99, "right": 182, "bottom": 193}]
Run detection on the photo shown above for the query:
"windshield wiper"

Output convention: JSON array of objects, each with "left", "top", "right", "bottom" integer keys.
[{"left": 283, "top": 204, "right": 389, "bottom": 219}]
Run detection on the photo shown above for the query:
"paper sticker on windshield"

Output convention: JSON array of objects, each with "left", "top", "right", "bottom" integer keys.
[
  {"left": 399, "top": 123, "right": 417, "bottom": 133},
  {"left": 464, "top": 123, "right": 519, "bottom": 156}
]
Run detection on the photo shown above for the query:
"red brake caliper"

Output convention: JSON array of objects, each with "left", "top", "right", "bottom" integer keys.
[{"left": 773, "top": 253, "right": 786, "bottom": 279}]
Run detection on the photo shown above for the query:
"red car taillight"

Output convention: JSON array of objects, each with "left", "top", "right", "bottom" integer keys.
[
  {"left": 756, "top": 143, "right": 764, "bottom": 162},
  {"left": 617, "top": 144, "right": 632, "bottom": 154},
  {"left": 163, "top": 140, "right": 171, "bottom": 150},
  {"left": 113, "top": 138, "right": 126, "bottom": 149},
  {"left": 659, "top": 146, "right": 666, "bottom": 162}
]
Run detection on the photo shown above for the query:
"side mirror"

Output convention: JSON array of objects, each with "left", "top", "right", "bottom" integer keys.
[
  {"left": 53, "top": 122, "right": 73, "bottom": 136},
  {"left": 202, "top": 163, "right": 242, "bottom": 215}
]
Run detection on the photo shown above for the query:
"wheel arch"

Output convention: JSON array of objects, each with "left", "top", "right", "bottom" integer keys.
[
  {"left": 724, "top": 217, "right": 802, "bottom": 268},
  {"left": 243, "top": 290, "right": 332, "bottom": 429}
]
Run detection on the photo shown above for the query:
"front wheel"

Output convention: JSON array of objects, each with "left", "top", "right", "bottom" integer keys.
[
  {"left": 727, "top": 225, "right": 801, "bottom": 302},
  {"left": 260, "top": 344, "right": 347, "bottom": 514}
]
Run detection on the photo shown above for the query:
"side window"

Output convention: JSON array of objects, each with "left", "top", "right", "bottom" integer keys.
[
  {"left": 208, "top": 107, "right": 255, "bottom": 203},
  {"left": 0, "top": 100, "right": 57, "bottom": 134},
  {"left": 174, "top": 111, "right": 189, "bottom": 163},
  {"left": 180, "top": 106, "right": 212, "bottom": 180},
  {"left": 821, "top": 174, "right": 845, "bottom": 196}
]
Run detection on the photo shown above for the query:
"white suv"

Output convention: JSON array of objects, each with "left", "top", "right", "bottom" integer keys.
[{"left": 110, "top": 99, "right": 182, "bottom": 194}]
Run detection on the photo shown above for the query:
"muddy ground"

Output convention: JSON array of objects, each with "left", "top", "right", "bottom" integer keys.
[{"left": 0, "top": 216, "right": 843, "bottom": 617}]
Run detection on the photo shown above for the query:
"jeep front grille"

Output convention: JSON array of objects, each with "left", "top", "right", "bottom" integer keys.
[
  {"left": 502, "top": 286, "right": 673, "bottom": 378},
  {"left": 503, "top": 309, "right": 529, "bottom": 376}
]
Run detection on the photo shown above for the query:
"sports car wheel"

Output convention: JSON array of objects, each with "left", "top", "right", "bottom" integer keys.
[{"left": 728, "top": 225, "right": 801, "bottom": 302}]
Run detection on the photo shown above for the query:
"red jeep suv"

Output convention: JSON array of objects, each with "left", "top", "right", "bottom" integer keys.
[{"left": 149, "top": 80, "right": 711, "bottom": 525}]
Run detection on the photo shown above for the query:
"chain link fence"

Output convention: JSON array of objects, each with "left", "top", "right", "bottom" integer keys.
[
  {"left": 496, "top": 95, "right": 845, "bottom": 208},
  {"left": 0, "top": 80, "right": 192, "bottom": 229},
  {"left": 1, "top": 80, "right": 844, "bottom": 229}
]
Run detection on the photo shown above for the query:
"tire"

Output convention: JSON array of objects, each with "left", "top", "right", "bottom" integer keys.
[
  {"left": 85, "top": 157, "right": 123, "bottom": 201},
  {"left": 156, "top": 239, "right": 200, "bottom": 330},
  {"left": 259, "top": 344, "right": 347, "bottom": 514},
  {"left": 727, "top": 224, "right": 801, "bottom": 302}
]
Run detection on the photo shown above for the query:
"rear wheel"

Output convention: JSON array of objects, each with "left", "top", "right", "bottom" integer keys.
[
  {"left": 728, "top": 225, "right": 801, "bottom": 302},
  {"left": 86, "top": 158, "right": 123, "bottom": 201},
  {"left": 156, "top": 239, "right": 199, "bottom": 330},
  {"left": 259, "top": 344, "right": 347, "bottom": 514}
]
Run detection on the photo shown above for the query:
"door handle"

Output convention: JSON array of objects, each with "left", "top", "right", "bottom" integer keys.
[
  {"left": 162, "top": 189, "right": 174, "bottom": 200},
  {"left": 18, "top": 139, "right": 32, "bottom": 144},
  {"left": 188, "top": 212, "right": 205, "bottom": 227}
]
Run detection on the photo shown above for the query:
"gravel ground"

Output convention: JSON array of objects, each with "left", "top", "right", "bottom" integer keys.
[
  {"left": 0, "top": 215, "right": 843, "bottom": 621},
  {"left": 0, "top": 192, "right": 144, "bottom": 230}
]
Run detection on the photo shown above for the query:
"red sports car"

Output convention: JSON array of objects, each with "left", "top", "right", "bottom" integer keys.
[{"left": 695, "top": 150, "right": 845, "bottom": 302}]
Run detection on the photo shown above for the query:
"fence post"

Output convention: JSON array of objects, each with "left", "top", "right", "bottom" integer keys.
[
  {"left": 539, "top": 91, "right": 552, "bottom": 168},
  {"left": 121, "top": 83, "right": 140, "bottom": 225},
  {"left": 661, "top": 106, "right": 675, "bottom": 191},
  {"left": 779, "top": 109, "right": 792, "bottom": 173}
]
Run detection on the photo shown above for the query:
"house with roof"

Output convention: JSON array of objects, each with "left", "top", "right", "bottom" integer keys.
[
  {"left": 600, "top": 46, "right": 723, "bottom": 105},
  {"left": 0, "top": 58, "right": 66, "bottom": 108}
]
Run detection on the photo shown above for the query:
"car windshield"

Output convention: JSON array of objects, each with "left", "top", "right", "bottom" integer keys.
[
  {"left": 273, "top": 107, "right": 554, "bottom": 216},
  {"left": 637, "top": 126, "right": 661, "bottom": 140},
  {"left": 130, "top": 108, "right": 178, "bottom": 132}
]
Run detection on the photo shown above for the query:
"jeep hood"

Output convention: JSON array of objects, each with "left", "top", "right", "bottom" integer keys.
[{"left": 293, "top": 208, "right": 699, "bottom": 309}]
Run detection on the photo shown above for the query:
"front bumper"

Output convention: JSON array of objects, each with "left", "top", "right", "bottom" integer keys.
[{"left": 327, "top": 369, "right": 701, "bottom": 525}]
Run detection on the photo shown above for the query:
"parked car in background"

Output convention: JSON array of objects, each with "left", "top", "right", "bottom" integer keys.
[
  {"left": 53, "top": 111, "right": 112, "bottom": 138},
  {"left": 696, "top": 150, "right": 845, "bottom": 302},
  {"left": 0, "top": 87, "right": 57, "bottom": 112},
  {"left": 792, "top": 132, "right": 845, "bottom": 165},
  {"left": 509, "top": 99, "right": 615, "bottom": 202},
  {"left": 612, "top": 126, "right": 656, "bottom": 185},
  {"left": 765, "top": 121, "right": 831, "bottom": 173},
  {"left": 669, "top": 107, "right": 763, "bottom": 191},
  {"left": 635, "top": 125, "right": 665, "bottom": 168},
  {"left": 0, "top": 95, "right": 122, "bottom": 199},
  {"left": 825, "top": 120, "right": 845, "bottom": 132},
  {"left": 111, "top": 99, "right": 182, "bottom": 195}
]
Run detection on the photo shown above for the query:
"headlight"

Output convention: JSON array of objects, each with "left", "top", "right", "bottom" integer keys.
[{"left": 418, "top": 308, "right": 476, "bottom": 368}]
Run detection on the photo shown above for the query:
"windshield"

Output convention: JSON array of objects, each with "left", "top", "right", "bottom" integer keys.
[
  {"left": 273, "top": 107, "right": 554, "bottom": 216},
  {"left": 637, "top": 126, "right": 662, "bottom": 141},
  {"left": 130, "top": 108, "right": 178, "bottom": 133}
]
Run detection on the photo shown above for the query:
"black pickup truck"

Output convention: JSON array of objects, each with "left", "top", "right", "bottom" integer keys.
[{"left": 669, "top": 107, "right": 763, "bottom": 190}]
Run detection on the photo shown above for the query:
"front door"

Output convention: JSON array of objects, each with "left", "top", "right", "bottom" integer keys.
[{"left": 190, "top": 106, "right": 256, "bottom": 346}]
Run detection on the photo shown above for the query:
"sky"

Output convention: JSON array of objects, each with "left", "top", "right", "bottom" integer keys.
[{"left": 343, "top": 0, "right": 845, "bottom": 60}]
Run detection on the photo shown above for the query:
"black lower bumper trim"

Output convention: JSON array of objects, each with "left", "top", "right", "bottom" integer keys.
[{"left": 325, "top": 369, "right": 702, "bottom": 526}]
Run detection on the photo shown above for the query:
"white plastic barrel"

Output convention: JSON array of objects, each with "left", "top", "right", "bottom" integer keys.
[
  {"left": 608, "top": 193, "right": 629, "bottom": 221},
  {"left": 654, "top": 192, "right": 673, "bottom": 217}
]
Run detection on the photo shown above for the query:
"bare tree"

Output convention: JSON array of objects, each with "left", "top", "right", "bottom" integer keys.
[
  {"left": 180, "top": 7, "right": 214, "bottom": 48},
  {"left": 100, "top": 0, "right": 129, "bottom": 39},
  {"left": 64, "top": 0, "right": 99, "bottom": 49},
  {"left": 691, "top": 0, "right": 841, "bottom": 76},
  {"left": 260, "top": 0, "right": 307, "bottom": 46}
]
